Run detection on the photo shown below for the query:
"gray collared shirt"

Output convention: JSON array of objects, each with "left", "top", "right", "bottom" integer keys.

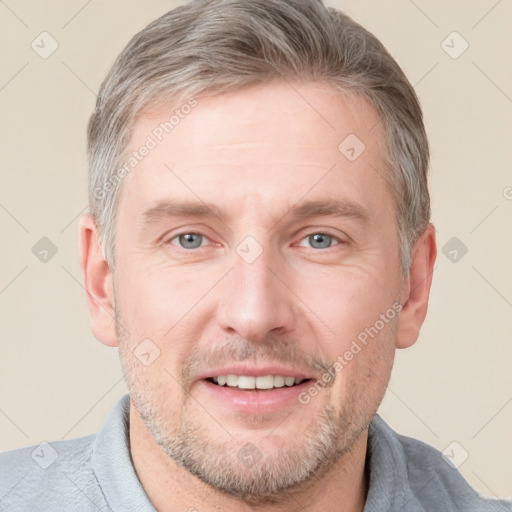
[{"left": 0, "top": 394, "right": 509, "bottom": 511}]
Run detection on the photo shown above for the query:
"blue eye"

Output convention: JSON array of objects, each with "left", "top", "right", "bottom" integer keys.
[
  {"left": 171, "top": 233, "right": 206, "bottom": 249},
  {"left": 300, "top": 233, "right": 338, "bottom": 249}
]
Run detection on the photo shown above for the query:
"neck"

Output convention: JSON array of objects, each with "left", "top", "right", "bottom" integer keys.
[{"left": 129, "top": 402, "right": 368, "bottom": 512}]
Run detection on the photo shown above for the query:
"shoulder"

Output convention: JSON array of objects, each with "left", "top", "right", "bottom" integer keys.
[
  {"left": 0, "top": 434, "right": 108, "bottom": 511},
  {"left": 370, "top": 415, "right": 511, "bottom": 512}
]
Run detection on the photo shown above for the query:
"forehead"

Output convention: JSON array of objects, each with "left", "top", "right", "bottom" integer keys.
[{"left": 118, "top": 81, "right": 393, "bottom": 223}]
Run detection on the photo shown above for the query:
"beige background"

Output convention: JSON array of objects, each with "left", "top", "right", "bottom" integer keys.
[{"left": 1, "top": 0, "right": 511, "bottom": 501}]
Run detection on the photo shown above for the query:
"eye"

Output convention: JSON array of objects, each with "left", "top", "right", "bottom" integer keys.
[
  {"left": 298, "top": 233, "right": 340, "bottom": 249},
  {"left": 169, "top": 233, "right": 208, "bottom": 249}
]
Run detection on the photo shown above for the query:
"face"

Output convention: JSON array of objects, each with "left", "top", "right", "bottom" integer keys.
[{"left": 112, "top": 81, "right": 405, "bottom": 499}]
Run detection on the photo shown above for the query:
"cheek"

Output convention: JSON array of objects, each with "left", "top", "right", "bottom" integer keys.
[
  {"left": 328, "top": 317, "right": 397, "bottom": 421},
  {"left": 114, "top": 257, "right": 220, "bottom": 337},
  {"left": 119, "top": 341, "right": 186, "bottom": 426},
  {"left": 115, "top": 293, "right": 189, "bottom": 410},
  {"left": 292, "top": 264, "right": 398, "bottom": 350},
  {"left": 293, "top": 263, "right": 399, "bottom": 404},
  {"left": 113, "top": 258, "right": 226, "bottom": 389}
]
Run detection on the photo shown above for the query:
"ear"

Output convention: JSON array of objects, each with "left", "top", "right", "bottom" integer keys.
[
  {"left": 396, "top": 223, "right": 437, "bottom": 349},
  {"left": 78, "top": 214, "right": 118, "bottom": 347}
]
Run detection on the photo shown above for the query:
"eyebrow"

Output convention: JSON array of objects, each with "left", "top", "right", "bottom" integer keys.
[
  {"left": 140, "top": 198, "right": 370, "bottom": 229},
  {"left": 141, "top": 200, "right": 223, "bottom": 227},
  {"left": 287, "top": 199, "right": 370, "bottom": 224}
]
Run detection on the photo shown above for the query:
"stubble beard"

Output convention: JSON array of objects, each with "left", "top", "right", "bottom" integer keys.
[{"left": 115, "top": 310, "right": 394, "bottom": 503}]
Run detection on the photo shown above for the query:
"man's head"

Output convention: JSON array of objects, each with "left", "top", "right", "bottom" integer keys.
[{"left": 80, "top": 0, "right": 436, "bottom": 503}]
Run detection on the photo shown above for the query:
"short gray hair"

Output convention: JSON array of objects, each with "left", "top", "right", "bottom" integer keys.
[{"left": 87, "top": 0, "right": 430, "bottom": 274}]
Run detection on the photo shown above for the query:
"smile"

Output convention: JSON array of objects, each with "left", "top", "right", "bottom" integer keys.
[{"left": 207, "top": 375, "right": 308, "bottom": 390}]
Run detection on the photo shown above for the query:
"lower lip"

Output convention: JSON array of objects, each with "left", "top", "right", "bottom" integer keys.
[{"left": 197, "top": 379, "right": 312, "bottom": 415}]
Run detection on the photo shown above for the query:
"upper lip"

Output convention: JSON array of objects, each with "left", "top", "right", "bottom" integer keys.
[{"left": 196, "top": 365, "right": 316, "bottom": 382}]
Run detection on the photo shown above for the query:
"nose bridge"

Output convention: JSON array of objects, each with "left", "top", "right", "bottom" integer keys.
[
  {"left": 217, "top": 245, "right": 294, "bottom": 341},
  {"left": 236, "top": 252, "right": 275, "bottom": 303}
]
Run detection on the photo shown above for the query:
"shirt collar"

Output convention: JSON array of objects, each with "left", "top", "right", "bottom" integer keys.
[
  {"left": 91, "top": 394, "right": 155, "bottom": 511},
  {"left": 364, "top": 414, "right": 423, "bottom": 511}
]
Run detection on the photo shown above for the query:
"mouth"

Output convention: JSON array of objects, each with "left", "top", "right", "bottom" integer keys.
[
  {"left": 205, "top": 375, "right": 311, "bottom": 390},
  {"left": 195, "top": 366, "right": 318, "bottom": 414}
]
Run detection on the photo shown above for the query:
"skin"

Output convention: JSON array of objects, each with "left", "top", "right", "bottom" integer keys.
[{"left": 79, "top": 81, "right": 436, "bottom": 511}]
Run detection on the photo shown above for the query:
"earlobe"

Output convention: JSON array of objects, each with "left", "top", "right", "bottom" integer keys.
[
  {"left": 78, "top": 214, "right": 118, "bottom": 347},
  {"left": 395, "top": 223, "right": 437, "bottom": 349}
]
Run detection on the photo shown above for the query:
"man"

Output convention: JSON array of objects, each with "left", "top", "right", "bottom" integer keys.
[{"left": 0, "top": 0, "right": 509, "bottom": 510}]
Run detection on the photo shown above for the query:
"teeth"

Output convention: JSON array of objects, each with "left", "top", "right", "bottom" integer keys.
[
  {"left": 255, "top": 375, "right": 274, "bottom": 389},
  {"left": 211, "top": 375, "right": 305, "bottom": 390},
  {"left": 273, "top": 376, "right": 285, "bottom": 388},
  {"left": 237, "top": 376, "right": 256, "bottom": 389},
  {"left": 226, "top": 375, "right": 238, "bottom": 387},
  {"left": 285, "top": 376, "right": 295, "bottom": 387}
]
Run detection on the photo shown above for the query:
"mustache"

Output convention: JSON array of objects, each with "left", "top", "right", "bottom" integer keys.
[{"left": 181, "top": 337, "right": 333, "bottom": 383}]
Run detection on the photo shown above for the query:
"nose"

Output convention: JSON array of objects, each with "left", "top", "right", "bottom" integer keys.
[{"left": 216, "top": 250, "right": 296, "bottom": 342}]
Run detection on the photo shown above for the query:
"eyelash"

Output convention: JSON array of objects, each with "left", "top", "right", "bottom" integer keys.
[
  {"left": 168, "top": 232, "right": 211, "bottom": 249},
  {"left": 166, "top": 231, "right": 346, "bottom": 250},
  {"left": 296, "top": 232, "right": 343, "bottom": 250}
]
